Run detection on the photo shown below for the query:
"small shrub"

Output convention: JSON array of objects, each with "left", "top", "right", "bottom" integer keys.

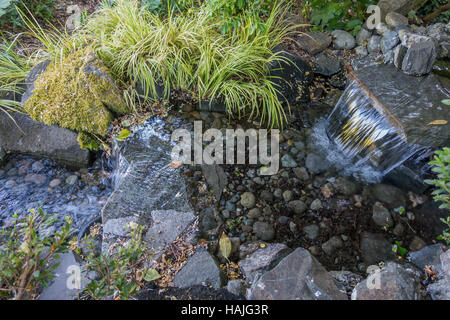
[
  {"left": 0, "top": 208, "right": 73, "bottom": 300},
  {"left": 303, "top": 0, "right": 377, "bottom": 35},
  {"left": 425, "top": 147, "right": 450, "bottom": 244},
  {"left": 0, "top": 0, "right": 56, "bottom": 29},
  {"left": 425, "top": 147, "right": 450, "bottom": 210},
  {"left": 72, "top": 223, "right": 159, "bottom": 300}
]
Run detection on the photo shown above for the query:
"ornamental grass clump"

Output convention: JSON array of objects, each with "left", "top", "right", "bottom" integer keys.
[{"left": 67, "top": 0, "right": 296, "bottom": 128}]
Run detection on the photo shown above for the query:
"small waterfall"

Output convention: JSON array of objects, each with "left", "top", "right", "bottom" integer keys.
[
  {"left": 326, "top": 79, "right": 427, "bottom": 175},
  {"left": 324, "top": 64, "right": 449, "bottom": 179}
]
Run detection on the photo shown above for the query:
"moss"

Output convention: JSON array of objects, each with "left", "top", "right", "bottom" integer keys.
[
  {"left": 24, "top": 48, "right": 130, "bottom": 137},
  {"left": 77, "top": 132, "right": 100, "bottom": 151}
]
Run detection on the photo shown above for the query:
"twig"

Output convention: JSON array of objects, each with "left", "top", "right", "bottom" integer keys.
[{"left": 423, "top": 3, "right": 450, "bottom": 23}]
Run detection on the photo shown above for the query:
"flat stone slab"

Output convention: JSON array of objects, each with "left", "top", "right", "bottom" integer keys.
[
  {"left": 101, "top": 118, "right": 194, "bottom": 257},
  {"left": 0, "top": 112, "right": 90, "bottom": 168},
  {"left": 353, "top": 64, "right": 450, "bottom": 147},
  {"left": 144, "top": 210, "right": 196, "bottom": 256}
]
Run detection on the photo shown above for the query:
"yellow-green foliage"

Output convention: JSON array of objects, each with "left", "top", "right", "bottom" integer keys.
[
  {"left": 23, "top": 47, "right": 129, "bottom": 137},
  {"left": 77, "top": 132, "right": 100, "bottom": 151}
]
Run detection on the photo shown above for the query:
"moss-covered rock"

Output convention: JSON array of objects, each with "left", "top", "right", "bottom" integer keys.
[{"left": 23, "top": 48, "right": 129, "bottom": 138}]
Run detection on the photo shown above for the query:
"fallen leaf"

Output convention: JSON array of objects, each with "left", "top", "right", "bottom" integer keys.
[
  {"left": 168, "top": 160, "right": 183, "bottom": 168},
  {"left": 427, "top": 120, "right": 448, "bottom": 125},
  {"left": 219, "top": 232, "right": 232, "bottom": 260}
]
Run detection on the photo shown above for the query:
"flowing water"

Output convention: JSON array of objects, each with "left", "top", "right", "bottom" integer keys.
[
  {"left": 0, "top": 155, "right": 113, "bottom": 230},
  {"left": 321, "top": 64, "right": 450, "bottom": 181}
]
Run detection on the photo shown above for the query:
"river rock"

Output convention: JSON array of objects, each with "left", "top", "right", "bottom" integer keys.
[
  {"left": 295, "top": 32, "right": 332, "bottom": 55},
  {"left": 322, "top": 236, "right": 344, "bottom": 255},
  {"left": 409, "top": 236, "right": 426, "bottom": 252},
  {"left": 226, "top": 280, "right": 246, "bottom": 297},
  {"left": 385, "top": 12, "right": 409, "bottom": 28},
  {"left": 288, "top": 200, "right": 307, "bottom": 215},
  {"left": 377, "top": 0, "right": 425, "bottom": 21},
  {"left": 331, "top": 30, "right": 356, "bottom": 50},
  {"left": 381, "top": 31, "right": 399, "bottom": 53},
  {"left": 281, "top": 154, "right": 297, "bottom": 168},
  {"left": 372, "top": 202, "right": 394, "bottom": 227},
  {"left": 303, "top": 224, "right": 320, "bottom": 240},
  {"left": 393, "top": 44, "right": 408, "bottom": 68},
  {"left": 356, "top": 28, "right": 371, "bottom": 46},
  {"left": 240, "top": 192, "right": 256, "bottom": 208},
  {"left": 360, "top": 232, "right": 396, "bottom": 265},
  {"left": 247, "top": 248, "right": 347, "bottom": 300},
  {"left": 252, "top": 222, "right": 275, "bottom": 241},
  {"left": 293, "top": 167, "right": 309, "bottom": 181},
  {"left": 351, "top": 262, "right": 423, "bottom": 300},
  {"left": 332, "top": 177, "right": 360, "bottom": 196},
  {"left": 314, "top": 53, "right": 341, "bottom": 77},
  {"left": 173, "top": 249, "right": 225, "bottom": 289},
  {"left": 354, "top": 46, "right": 368, "bottom": 56},
  {"left": 367, "top": 35, "right": 382, "bottom": 53},
  {"left": 369, "top": 184, "right": 406, "bottom": 208}
]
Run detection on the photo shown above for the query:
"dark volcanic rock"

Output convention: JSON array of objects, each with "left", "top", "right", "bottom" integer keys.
[
  {"left": 0, "top": 112, "right": 90, "bottom": 168},
  {"left": 360, "top": 232, "right": 396, "bottom": 265}
]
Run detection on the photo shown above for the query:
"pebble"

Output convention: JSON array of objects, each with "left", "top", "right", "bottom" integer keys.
[
  {"left": 247, "top": 208, "right": 261, "bottom": 219},
  {"left": 303, "top": 224, "right": 319, "bottom": 240},
  {"left": 281, "top": 154, "right": 297, "bottom": 168},
  {"left": 240, "top": 192, "right": 256, "bottom": 208},
  {"left": 310, "top": 199, "right": 322, "bottom": 210},
  {"left": 288, "top": 200, "right": 307, "bottom": 215},
  {"left": 32, "top": 161, "right": 44, "bottom": 172},
  {"left": 252, "top": 222, "right": 275, "bottom": 241},
  {"left": 24, "top": 174, "right": 46, "bottom": 185},
  {"left": 282, "top": 190, "right": 293, "bottom": 202},
  {"left": 322, "top": 236, "right": 344, "bottom": 255},
  {"left": 49, "top": 179, "right": 62, "bottom": 188},
  {"left": 66, "top": 175, "right": 78, "bottom": 185}
]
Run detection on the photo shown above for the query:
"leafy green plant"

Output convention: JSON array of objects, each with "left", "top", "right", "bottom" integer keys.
[
  {"left": 0, "top": 208, "right": 73, "bottom": 300},
  {"left": 72, "top": 223, "right": 158, "bottom": 300},
  {"left": 0, "top": 0, "right": 56, "bottom": 29},
  {"left": 303, "top": 0, "right": 377, "bottom": 35},
  {"left": 417, "top": 0, "right": 450, "bottom": 23},
  {"left": 425, "top": 147, "right": 450, "bottom": 210},
  {"left": 437, "top": 216, "right": 450, "bottom": 245},
  {"left": 392, "top": 240, "right": 408, "bottom": 257}
]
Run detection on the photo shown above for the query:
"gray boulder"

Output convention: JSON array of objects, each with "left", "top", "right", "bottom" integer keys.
[
  {"left": 240, "top": 243, "right": 291, "bottom": 280},
  {"left": 331, "top": 30, "right": 356, "bottom": 50},
  {"left": 408, "top": 244, "right": 444, "bottom": 271},
  {"left": 356, "top": 28, "right": 371, "bottom": 46},
  {"left": 367, "top": 35, "right": 382, "bottom": 53},
  {"left": 351, "top": 262, "right": 423, "bottom": 300},
  {"left": 295, "top": 32, "right": 332, "bottom": 55},
  {"left": 402, "top": 40, "right": 437, "bottom": 76},
  {"left": 427, "top": 249, "right": 450, "bottom": 300},
  {"left": 173, "top": 249, "right": 225, "bottom": 289},
  {"left": 0, "top": 111, "right": 89, "bottom": 168},
  {"left": 314, "top": 53, "right": 342, "bottom": 77},
  {"left": 385, "top": 12, "right": 409, "bottom": 28},
  {"left": 202, "top": 165, "right": 227, "bottom": 201},
  {"left": 248, "top": 248, "right": 347, "bottom": 300}
]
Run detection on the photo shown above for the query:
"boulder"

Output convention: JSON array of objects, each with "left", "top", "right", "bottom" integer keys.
[
  {"left": 402, "top": 40, "right": 437, "bottom": 76},
  {"left": 427, "top": 249, "right": 450, "bottom": 300},
  {"left": 314, "top": 53, "right": 342, "bottom": 77},
  {"left": 385, "top": 12, "right": 409, "bottom": 28},
  {"left": 331, "top": 30, "right": 356, "bottom": 50},
  {"left": 356, "top": 28, "right": 371, "bottom": 46},
  {"left": 22, "top": 48, "right": 129, "bottom": 142},
  {"left": 377, "top": 0, "right": 425, "bottom": 22},
  {"left": 240, "top": 243, "right": 291, "bottom": 280},
  {"left": 173, "top": 249, "right": 225, "bottom": 289},
  {"left": 408, "top": 244, "right": 444, "bottom": 271},
  {"left": 247, "top": 248, "right": 347, "bottom": 300},
  {"left": 0, "top": 111, "right": 90, "bottom": 168},
  {"left": 295, "top": 32, "right": 332, "bottom": 55},
  {"left": 367, "top": 35, "right": 382, "bottom": 53},
  {"left": 351, "top": 262, "right": 423, "bottom": 300}
]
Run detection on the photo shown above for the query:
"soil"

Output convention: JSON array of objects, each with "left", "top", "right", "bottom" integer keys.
[{"left": 136, "top": 283, "right": 244, "bottom": 300}]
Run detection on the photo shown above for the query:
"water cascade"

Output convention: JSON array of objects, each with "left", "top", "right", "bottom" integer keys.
[{"left": 326, "top": 64, "right": 450, "bottom": 177}]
